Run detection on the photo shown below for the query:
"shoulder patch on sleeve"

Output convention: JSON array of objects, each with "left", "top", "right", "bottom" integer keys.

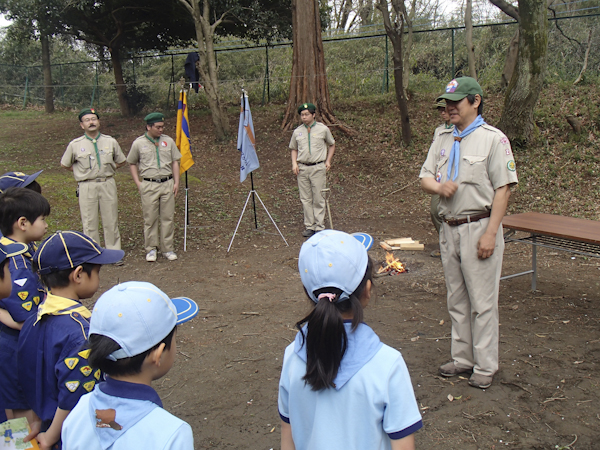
[
  {"left": 78, "top": 349, "right": 91, "bottom": 359},
  {"left": 64, "top": 357, "right": 79, "bottom": 370},
  {"left": 21, "top": 301, "right": 33, "bottom": 311},
  {"left": 94, "top": 369, "right": 101, "bottom": 380},
  {"left": 33, "top": 296, "right": 40, "bottom": 305},
  {"left": 83, "top": 380, "right": 96, "bottom": 392},
  {"left": 507, "top": 160, "right": 516, "bottom": 171},
  {"left": 65, "top": 380, "right": 80, "bottom": 392},
  {"left": 80, "top": 366, "right": 92, "bottom": 377},
  {"left": 18, "top": 291, "right": 29, "bottom": 300}
]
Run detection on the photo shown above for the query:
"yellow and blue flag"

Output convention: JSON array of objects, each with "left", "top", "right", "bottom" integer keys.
[
  {"left": 238, "top": 94, "right": 260, "bottom": 182},
  {"left": 176, "top": 91, "right": 195, "bottom": 174}
]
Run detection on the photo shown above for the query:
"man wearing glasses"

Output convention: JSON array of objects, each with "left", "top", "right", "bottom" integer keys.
[
  {"left": 61, "top": 108, "right": 126, "bottom": 264},
  {"left": 127, "top": 112, "right": 181, "bottom": 262}
]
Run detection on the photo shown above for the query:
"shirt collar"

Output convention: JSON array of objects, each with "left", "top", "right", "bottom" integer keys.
[
  {"left": 303, "top": 121, "right": 316, "bottom": 129},
  {"left": 35, "top": 293, "right": 91, "bottom": 324},
  {"left": 99, "top": 377, "right": 163, "bottom": 407},
  {"left": 144, "top": 133, "right": 161, "bottom": 145}
]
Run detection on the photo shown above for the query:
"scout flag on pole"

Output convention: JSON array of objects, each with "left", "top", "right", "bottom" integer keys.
[
  {"left": 176, "top": 90, "right": 194, "bottom": 174},
  {"left": 238, "top": 93, "right": 260, "bottom": 182}
]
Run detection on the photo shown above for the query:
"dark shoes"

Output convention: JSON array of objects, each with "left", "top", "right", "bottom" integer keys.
[
  {"left": 439, "top": 361, "right": 473, "bottom": 377},
  {"left": 302, "top": 229, "right": 316, "bottom": 238}
]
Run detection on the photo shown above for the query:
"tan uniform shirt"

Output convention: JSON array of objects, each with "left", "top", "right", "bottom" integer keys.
[
  {"left": 420, "top": 124, "right": 518, "bottom": 218},
  {"left": 127, "top": 134, "right": 182, "bottom": 179},
  {"left": 289, "top": 122, "right": 335, "bottom": 164},
  {"left": 61, "top": 134, "right": 126, "bottom": 181}
]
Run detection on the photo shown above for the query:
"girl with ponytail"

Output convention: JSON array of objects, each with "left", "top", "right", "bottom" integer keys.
[{"left": 278, "top": 230, "right": 422, "bottom": 450}]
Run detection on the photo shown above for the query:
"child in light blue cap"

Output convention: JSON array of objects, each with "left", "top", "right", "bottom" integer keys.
[
  {"left": 278, "top": 230, "right": 422, "bottom": 450},
  {"left": 62, "top": 281, "right": 198, "bottom": 450}
]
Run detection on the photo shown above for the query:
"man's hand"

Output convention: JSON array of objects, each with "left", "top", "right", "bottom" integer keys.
[
  {"left": 438, "top": 181, "right": 458, "bottom": 198},
  {"left": 292, "top": 162, "right": 299, "bottom": 176},
  {"left": 477, "top": 231, "right": 496, "bottom": 259},
  {"left": 173, "top": 182, "right": 179, "bottom": 196},
  {"left": 325, "top": 160, "right": 331, "bottom": 171}
]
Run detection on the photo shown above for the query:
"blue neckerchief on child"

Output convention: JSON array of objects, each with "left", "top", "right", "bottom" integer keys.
[
  {"left": 294, "top": 321, "right": 383, "bottom": 390},
  {"left": 90, "top": 377, "right": 162, "bottom": 450},
  {"left": 447, "top": 115, "right": 486, "bottom": 181}
]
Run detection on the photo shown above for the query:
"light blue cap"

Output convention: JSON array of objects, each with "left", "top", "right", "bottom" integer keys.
[
  {"left": 299, "top": 230, "right": 369, "bottom": 303},
  {"left": 90, "top": 281, "right": 198, "bottom": 360}
]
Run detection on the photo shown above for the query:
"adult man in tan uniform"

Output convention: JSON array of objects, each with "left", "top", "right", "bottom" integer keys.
[
  {"left": 61, "top": 108, "right": 126, "bottom": 262},
  {"left": 420, "top": 77, "right": 518, "bottom": 389},
  {"left": 289, "top": 103, "right": 335, "bottom": 238},
  {"left": 127, "top": 112, "right": 181, "bottom": 262}
]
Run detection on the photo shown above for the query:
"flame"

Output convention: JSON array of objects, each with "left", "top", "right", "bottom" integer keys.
[{"left": 377, "top": 251, "right": 406, "bottom": 274}]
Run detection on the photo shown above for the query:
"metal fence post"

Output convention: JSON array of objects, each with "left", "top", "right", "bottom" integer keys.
[
  {"left": 262, "top": 45, "right": 270, "bottom": 105},
  {"left": 59, "top": 64, "right": 64, "bottom": 106}
]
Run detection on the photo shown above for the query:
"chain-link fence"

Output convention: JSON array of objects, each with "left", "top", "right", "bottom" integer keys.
[{"left": 0, "top": 12, "right": 598, "bottom": 112}]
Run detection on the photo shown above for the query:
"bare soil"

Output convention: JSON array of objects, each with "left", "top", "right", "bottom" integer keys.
[{"left": 2, "top": 94, "right": 599, "bottom": 449}]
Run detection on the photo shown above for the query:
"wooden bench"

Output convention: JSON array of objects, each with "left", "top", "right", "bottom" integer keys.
[{"left": 501, "top": 212, "right": 600, "bottom": 290}]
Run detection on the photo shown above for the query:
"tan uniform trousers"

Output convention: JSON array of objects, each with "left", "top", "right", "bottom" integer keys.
[
  {"left": 140, "top": 179, "right": 175, "bottom": 253},
  {"left": 297, "top": 163, "right": 326, "bottom": 231},
  {"left": 439, "top": 217, "right": 504, "bottom": 376},
  {"left": 78, "top": 177, "right": 122, "bottom": 250},
  {"left": 430, "top": 194, "right": 442, "bottom": 235}
]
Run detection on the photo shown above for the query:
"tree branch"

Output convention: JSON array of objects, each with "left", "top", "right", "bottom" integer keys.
[{"left": 488, "top": 0, "right": 519, "bottom": 21}]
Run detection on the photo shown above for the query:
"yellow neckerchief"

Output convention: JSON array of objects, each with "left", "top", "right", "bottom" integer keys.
[
  {"left": 34, "top": 292, "right": 91, "bottom": 325},
  {"left": 0, "top": 235, "right": 35, "bottom": 258},
  {"left": 303, "top": 120, "right": 316, "bottom": 155}
]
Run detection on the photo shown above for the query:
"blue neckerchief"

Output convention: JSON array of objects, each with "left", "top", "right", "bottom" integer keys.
[
  {"left": 294, "top": 321, "right": 383, "bottom": 390},
  {"left": 447, "top": 115, "right": 486, "bottom": 181}
]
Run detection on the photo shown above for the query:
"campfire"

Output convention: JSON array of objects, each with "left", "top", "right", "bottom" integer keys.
[{"left": 377, "top": 251, "right": 407, "bottom": 275}]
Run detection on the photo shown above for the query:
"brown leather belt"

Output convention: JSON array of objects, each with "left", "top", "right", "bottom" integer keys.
[
  {"left": 443, "top": 212, "right": 491, "bottom": 226},
  {"left": 80, "top": 177, "right": 111, "bottom": 183}
]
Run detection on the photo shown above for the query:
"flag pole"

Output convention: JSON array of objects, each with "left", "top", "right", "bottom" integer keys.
[{"left": 250, "top": 169, "right": 258, "bottom": 229}]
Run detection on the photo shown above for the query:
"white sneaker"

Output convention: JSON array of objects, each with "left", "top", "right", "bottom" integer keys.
[
  {"left": 146, "top": 250, "right": 157, "bottom": 262},
  {"left": 163, "top": 251, "right": 178, "bottom": 261}
]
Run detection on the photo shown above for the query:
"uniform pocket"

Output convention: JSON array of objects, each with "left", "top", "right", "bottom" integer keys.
[
  {"left": 75, "top": 151, "right": 92, "bottom": 169},
  {"left": 461, "top": 155, "right": 486, "bottom": 184}
]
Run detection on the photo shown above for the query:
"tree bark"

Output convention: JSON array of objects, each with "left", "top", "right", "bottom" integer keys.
[
  {"left": 178, "top": 0, "right": 230, "bottom": 140},
  {"left": 501, "top": 29, "right": 519, "bottom": 87},
  {"left": 109, "top": 46, "right": 131, "bottom": 117},
  {"left": 465, "top": 0, "right": 477, "bottom": 79},
  {"left": 377, "top": 0, "right": 411, "bottom": 146},
  {"left": 402, "top": 0, "right": 417, "bottom": 97},
  {"left": 40, "top": 32, "right": 54, "bottom": 113},
  {"left": 497, "top": 0, "right": 548, "bottom": 145},
  {"left": 282, "top": 0, "right": 351, "bottom": 134}
]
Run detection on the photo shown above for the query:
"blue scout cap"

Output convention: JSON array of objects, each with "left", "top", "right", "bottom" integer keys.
[
  {"left": 33, "top": 230, "right": 124, "bottom": 275},
  {"left": 0, "top": 240, "right": 28, "bottom": 264},
  {"left": 90, "top": 281, "right": 199, "bottom": 360},
  {"left": 299, "top": 230, "right": 369, "bottom": 303},
  {"left": 0, "top": 170, "right": 43, "bottom": 193},
  {"left": 437, "top": 77, "right": 483, "bottom": 102}
]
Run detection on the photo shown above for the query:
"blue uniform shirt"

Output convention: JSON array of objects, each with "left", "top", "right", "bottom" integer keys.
[{"left": 17, "top": 293, "right": 100, "bottom": 423}]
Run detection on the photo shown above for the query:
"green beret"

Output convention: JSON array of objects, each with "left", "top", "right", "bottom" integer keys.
[
  {"left": 145, "top": 112, "right": 165, "bottom": 124},
  {"left": 434, "top": 99, "right": 446, "bottom": 109},
  {"left": 297, "top": 103, "right": 316, "bottom": 115},
  {"left": 78, "top": 108, "right": 99, "bottom": 121}
]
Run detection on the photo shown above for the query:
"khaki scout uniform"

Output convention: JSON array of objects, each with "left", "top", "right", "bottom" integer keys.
[
  {"left": 61, "top": 134, "right": 126, "bottom": 249},
  {"left": 127, "top": 134, "right": 181, "bottom": 253},
  {"left": 289, "top": 122, "right": 335, "bottom": 232},
  {"left": 420, "top": 124, "right": 518, "bottom": 377},
  {"left": 429, "top": 123, "right": 453, "bottom": 234}
]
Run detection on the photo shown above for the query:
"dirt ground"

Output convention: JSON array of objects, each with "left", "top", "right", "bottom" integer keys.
[{"left": 2, "top": 96, "right": 600, "bottom": 449}]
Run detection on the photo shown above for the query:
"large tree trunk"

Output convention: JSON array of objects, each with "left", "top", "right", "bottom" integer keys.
[
  {"left": 109, "top": 47, "right": 131, "bottom": 117},
  {"left": 501, "top": 29, "right": 520, "bottom": 87},
  {"left": 401, "top": 0, "right": 417, "bottom": 97},
  {"left": 40, "top": 32, "right": 54, "bottom": 113},
  {"left": 498, "top": 0, "right": 548, "bottom": 145},
  {"left": 465, "top": 0, "right": 477, "bottom": 79},
  {"left": 282, "top": 0, "right": 350, "bottom": 133},
  {"left": 377, "top": 0, "right": 411, "bottom": 146}
]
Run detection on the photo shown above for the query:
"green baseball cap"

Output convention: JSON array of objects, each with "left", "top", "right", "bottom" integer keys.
[
  {"left": 78, "top": 108, "right": 99, "bottom": 121},
  {"left": 297, "top": 103, "right": 316, "bottom": 115},
  {"left": 437, "top": 77, "right": 483, "bottom": 102},
  {"left": 434, "top": 99, "right": 446, "bottom": 109},
  {"left": 144, "top": 112, "right": 165, "bottom": 124}
]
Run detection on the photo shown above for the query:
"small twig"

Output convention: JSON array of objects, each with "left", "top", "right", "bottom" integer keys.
[
  {"left": 385, "top": 178, "right": 419, "bottom": 196},
  {"left": 172, "top": 401, "right": 186, "bottom": 409},
  {"left": 241, "top": 312, "right": 260, "bottom": 315},
  {"left": 162, "top": 390, "right": 174, "bottom": 400},
  {"left": 460, "top": 426, "right": 476, "bottom": 442},
  {"left": 178, "top": 351, "right": 191, "bottom": 358},
  {"left": 231, "top": 357, "right": 265, "bottom": 363},
  {"left": 543, "top": 396, "right": 567, "bottom": 403},
  {"left": 213, "top": 324, "right": 229, "bottom": 329},
  {"left": 576, "top": 400, "right": 592, "bottom": 406},
  {"left": 425, "top": 336, "right": 451, "bottom": 340},
  {"left": 501, "top": 381, "right": 533, "bottom": 395},
  {"left": 243, "top": 333, "right": 259, "bottom": 336},
  {"left": 545, "top": 422, "right": 557, "bottom": 434}
]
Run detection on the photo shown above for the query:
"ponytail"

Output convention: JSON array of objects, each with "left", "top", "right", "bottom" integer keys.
[{"left": 296, "top": 257, "right": 373, "bottom": 390}]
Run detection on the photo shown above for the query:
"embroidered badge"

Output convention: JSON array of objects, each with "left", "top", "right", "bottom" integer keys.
[
  {"left": 436, "top": 171, "right": 442, "bottom": 183},
  {"left": 21, "top": 301, "right": 32, "bottom": 311},
  {"left": 440, "top": 149, "right": 446, "bottom": 157},
  {"left": 446, "top": 79, "right": 458, "bottom": 93},
  {"left": 33, "top": 296, "right": 40, "bottom": 305},
  {"left": 80, "top": 148, "right": 86, "bottom": 153},
  {"left": 95, "top": 409, "right": 123, "bottom": 430},
  {"left": 64, "top": 357, "right": 79, "bottom": 370},
  {"left": 80, "top": 366, "right": 92, "bottom": 377},
  {"left": 160, "top": 141, "right": 168, "bottom": 147},
  {"left": 298, "top": 132, "right": 302, "bottom": 137},
  {"left": 14, "top": 172, "right": 25, "bottom": 176},
  {"left": 507, "top": 160, "right": 516, "bottom": 171},
  {"left": 14, "top": 278, "right": 27, "bottom": 287},
  {"left": 17, "top": 291, "right": 28, "bottom": 300},
  {"left": 78, "top": 349, "right": 91, "bottom": 359},
  {"left": 500, "top": 137, "right": 509, "bottom": 144},
  {"left": 505, "top": 148, "right": 511, "bottom": 155},
  {"left": 65, "top": 380, "right": 79, "bottom": 392},
  {"left": 83, "top": 380, "right": 96, "bottom": 392},
  {"left": 94, "top": 369, "right": 101, "bottom": 380}
]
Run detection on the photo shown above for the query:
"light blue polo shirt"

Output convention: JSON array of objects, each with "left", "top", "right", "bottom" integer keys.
[
  {"left": 278, "top": 322, "right": 422, "bottom": 450},
  {"left": 62, "top": 377, "right": 193, "bottom": 450}
]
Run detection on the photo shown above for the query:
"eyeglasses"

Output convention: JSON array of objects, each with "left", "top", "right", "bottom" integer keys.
[
  {"left": 82, "top": 118, "right": 98, "bottom": 123},
  {"left": 152, "top": 125, "right": 165, "bottom": 130}
]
